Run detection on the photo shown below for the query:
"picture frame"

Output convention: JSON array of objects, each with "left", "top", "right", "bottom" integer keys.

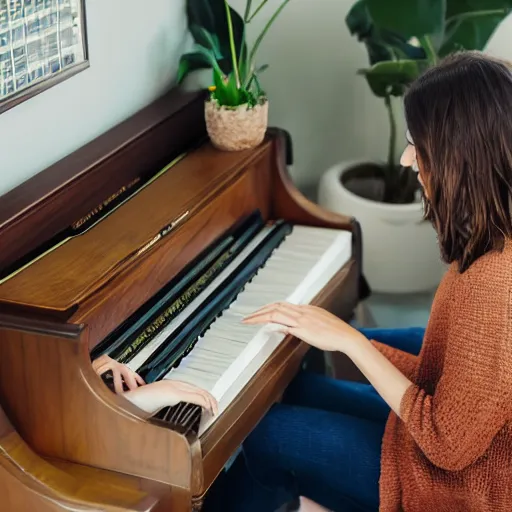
[{"left": 0, "top": 0, "right": 88, "bottom": 115}]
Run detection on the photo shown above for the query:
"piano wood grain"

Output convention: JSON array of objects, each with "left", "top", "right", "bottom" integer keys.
[
  {"left": 0, "top": 90, "right": 208, "bottom": 274},
  {"left": 72, "top": 144, "right": 274, "bottom": 348},
  {"left": 0, "top": 319, "right": 199, "bottom": 488},
  {"left": 0, "top": 400, "right": 172, "bottom": 511},
  {"left": 0, "top": 88, "right": 365, "bottom": 511},
  {"left": 0, "top": 140, "right": 272, "bottom": 315}
]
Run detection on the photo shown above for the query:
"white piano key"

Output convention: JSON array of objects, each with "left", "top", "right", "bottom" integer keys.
[{"left": 164, "top": 227, "right": 353, "bottom": 428}]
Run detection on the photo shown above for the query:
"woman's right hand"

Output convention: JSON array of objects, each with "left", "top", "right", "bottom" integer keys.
[{"left": 123, "top": 380, "right": 218, "bottom": 417}]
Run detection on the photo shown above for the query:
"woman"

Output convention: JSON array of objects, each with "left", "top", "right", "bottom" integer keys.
[{"left": 205, "top": 51, "right": 512, "bottom": 511}]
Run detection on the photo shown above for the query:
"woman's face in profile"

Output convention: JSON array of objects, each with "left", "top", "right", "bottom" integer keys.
[{"left": 401, "top": 130, "right": 427, "bottom": 196}]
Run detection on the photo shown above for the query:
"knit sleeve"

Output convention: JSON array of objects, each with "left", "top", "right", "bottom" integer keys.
[
  {"left": 400, "top": 285, "right": 512, "bottom": 471},
  {"left": 371, "top": 340, "right": 418, "bottom": 381}
]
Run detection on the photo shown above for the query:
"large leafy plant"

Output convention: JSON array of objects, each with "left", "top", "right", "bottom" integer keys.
[
  {"left": 178, "top": 0, "right": 291, "bottom": 108},
  {"left": 346, "top": 0, "right": 512, "bottom": 203}
]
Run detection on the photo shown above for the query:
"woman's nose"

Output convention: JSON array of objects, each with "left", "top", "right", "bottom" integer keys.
[{"left": 401, "top": 144, "right": 416, "bottom": 167}]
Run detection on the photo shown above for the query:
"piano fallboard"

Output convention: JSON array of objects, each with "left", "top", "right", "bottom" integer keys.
[{"left": 0, "top": 141, "right": 274, "bottom": 316}]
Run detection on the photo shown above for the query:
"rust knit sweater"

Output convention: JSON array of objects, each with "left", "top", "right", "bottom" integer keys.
[{"left": 373, "top": 243, "right": 512, "bottom": 511}]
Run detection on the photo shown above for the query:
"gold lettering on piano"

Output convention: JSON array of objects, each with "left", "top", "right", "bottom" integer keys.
[
  {"left": 72, "top": 178, "right": 141, "bottom": 230},
  {"left": 0, "top": 153, "right": 189, "bottom": 286},
  {"left": 117, "top": 250, "right": 232, "bottom": 363}
]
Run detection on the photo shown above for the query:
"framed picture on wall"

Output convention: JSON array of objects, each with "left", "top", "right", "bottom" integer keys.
[{"left": 0, "top": 0, "right": 88, "bottom": 114}]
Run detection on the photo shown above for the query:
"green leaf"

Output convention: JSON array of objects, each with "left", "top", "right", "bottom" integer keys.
[
  {"left": 244, "top": 63, "right": 269, "bottom": 91},
  {"left": 177, "top": 51, "right": 213, "bottom": 83},
  {"left": 237, "top": 26, "right": 251, "bottom": 83},
  {"left": 189, "top": 25, "right": 223, "bottom": 59},
  {"left": 359, "top": 60, "right": 426, "bottom": 97},
  {"left": 186, "top": 0, "right": 246, "bottom": 73},
  {"left": 440, "top": 2, "right": 512, "bottom": 55},
  {"left": 366, "top": 0, "right": 446, "bottom": 38},
  {"left": 440, "top": 14, "right": 506, "bottom": 55},
  {"left": 255, "top": 64, "right": 269, "bottom": 74},
  {"left": 213, "top": 71, "right": 243, "bottom": 106},
  {"left": 346, "top": 0, "right": 372, "bottom": 37},
  {"left": 193, "top": 45, "right": 225, "bottom": 77},
  {"left": 346, "top": 0, "right": 426, "bottom": 65},
  {"left": 446, "top": 0, "right": 512, "bottom": 18}
]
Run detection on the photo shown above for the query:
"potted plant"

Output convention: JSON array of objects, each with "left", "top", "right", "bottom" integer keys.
[
  {"left": 318, "top": 0, "right": 511, "bottom": 293},
  {"left": 177, "top": 0, "right": 291, "bottom": 151}
]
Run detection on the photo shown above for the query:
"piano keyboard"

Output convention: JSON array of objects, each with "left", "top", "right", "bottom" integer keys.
[
  {"left": 163, "top": 225, "right": 351, "bottom": 433},
  {"left": 163, "top": 226, "right": 350, "bottom": 391},
  {"left": 97, "top": 212, "right": 352, "bottom": 434}
]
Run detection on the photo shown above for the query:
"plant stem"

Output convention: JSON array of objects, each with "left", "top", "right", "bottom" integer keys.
[
  {"left": 443, "top": 8, "right": 510, "bottom": 46},
  {"left": 248, "top": 0, "right": 269, "bottom": 23},
  {"left": 249, "top": 0, "right": 291, "bottom": 69},
  {"left": 385, "top": 94, "right": 396, "bottom": 172},
  {"left": 253, "top": 74, "right": 263, "bottom": 97},
  {"left": 244, "top": 0, "right": 253, "bottom": 22},
  {"left": 445, "top": 8, "right": 510, "bottom": 26},
  {"left": 418, "top": 35, "right": 438, "bottom": 65},
  {"left": 225, "top": 1, "right": 241, "bottom": 88}
]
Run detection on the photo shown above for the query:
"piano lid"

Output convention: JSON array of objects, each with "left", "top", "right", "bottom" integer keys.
[{"left": 0, "top": 140, "right": 271, "bottom": 315}]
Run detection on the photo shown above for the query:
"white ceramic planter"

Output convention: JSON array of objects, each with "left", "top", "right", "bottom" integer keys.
[{"left": 318, "top": 161, "right": 445, "bottom": 294}]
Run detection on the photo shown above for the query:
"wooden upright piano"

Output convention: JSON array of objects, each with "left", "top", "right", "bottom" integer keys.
[{"left": 0, "top": 89, "right": 367, "bottom": 511}]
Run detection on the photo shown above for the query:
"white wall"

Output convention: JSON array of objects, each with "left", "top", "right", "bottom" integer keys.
[
  {"left": 229, "top": 0, "right": 512, "bottom": 191},
  {"left": 2, "top": 0, "right": 512, "bottom": 196},
  {"left": 0, "top": 0, "right": 190, "bottom": 196}
]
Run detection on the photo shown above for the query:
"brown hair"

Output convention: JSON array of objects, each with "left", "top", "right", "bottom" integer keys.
[{"left": 404, "top": 51, "right": 512, "bottom": 272}]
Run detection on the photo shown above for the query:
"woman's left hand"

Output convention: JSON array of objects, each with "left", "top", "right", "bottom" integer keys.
[
  {"left": 92, "top": 354, "right": 145, "bottom": 394},
  {"left": 242, "top": 302, "right": 366, "bottom": 354}
]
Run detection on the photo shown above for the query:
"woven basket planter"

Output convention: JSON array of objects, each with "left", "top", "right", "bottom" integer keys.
[{"left": 205, "top": 100, "right": 268, "bottom": 151}]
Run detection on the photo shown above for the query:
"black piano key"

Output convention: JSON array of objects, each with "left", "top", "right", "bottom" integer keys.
[
  {"left": 91, "top": 210, "right": 265, "bottom": 362},
  {"left": 156, "top": 403, "right": 202, "bottom": 436},
  {"left": 138, "top": 220, "right": 293, "bottom": 383},
  {"left": 113, "top": 237, "right": 235, "bottom": 364},
  {"left": 100, "top": 370, "right": 129, "bottom": 393},
  {"left": 94, "top": 212, "right": 291, "bottom": 434}
]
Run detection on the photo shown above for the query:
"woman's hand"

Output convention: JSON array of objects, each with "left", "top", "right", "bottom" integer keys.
[
  {"left": 92, "top": 355, "right": 145, "bottom": 394},
  {"left": 242, "top": 302, "right": 366, "bottom": 354},
  {"left": 123, "top": 380, "right": 218, "bottom": 417},
  {"left": 243, "top": 301, "right": 413, "bottom": 417}
]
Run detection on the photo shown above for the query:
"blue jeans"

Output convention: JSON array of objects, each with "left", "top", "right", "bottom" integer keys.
[{"left": 203, "top": 327, "right": 424, "bottom": 512}]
